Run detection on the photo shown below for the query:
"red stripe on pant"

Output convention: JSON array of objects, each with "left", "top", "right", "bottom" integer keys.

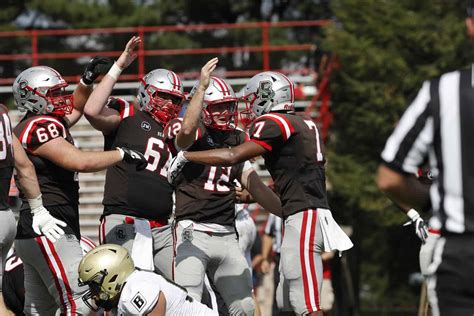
[
  {"left": 308, "top": 209, "right": 320, "bottom": 311},
  {"left": 36, "top": 237, "right": 77, "bottom": 315},
  {"left": 300, "top": 211, "right": 313, "bottom": 312}
]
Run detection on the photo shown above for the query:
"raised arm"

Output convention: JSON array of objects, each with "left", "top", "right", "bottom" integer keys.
[
  {"left": 176, "top": 57, "right": 218, "bottom": 149},
  {"left": 84, "top": 36, "right": 141, "bottom": 134},
  {"left": 66, "top": 56, "right": 114, "bottom": 127}
]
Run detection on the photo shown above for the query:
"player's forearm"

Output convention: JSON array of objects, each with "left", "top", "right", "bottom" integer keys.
[
  {"left": 261, "top": 234, "right": 273, "bottom": 260},
  {"left": 15, "top": 163, "right": 41, "bottom": 199},
  {"left": 177, "top": 86, "right": 205, "bottom": 149},
  {"left": 377, "top": 165, "right": 431, "bottom": 211},
  {"left": 72, "top": 150, "right": 122, "bottom": 172},
  {"left": 73, "top": 81, "right": 93, "bottom": 115},
  {"left": 84, "top": 74, "right": 117, "bottom": 118},
  {"left": 12, "top": 136, "right": 41, "bottom": 199},
  {"left": 184, "top": 148, "right": 238, "bottom": 166},
  {"left": 244, "top": 171, "right": 283, "bottom": 217}
]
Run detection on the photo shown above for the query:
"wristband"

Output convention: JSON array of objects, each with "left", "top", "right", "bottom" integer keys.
[
  {"left": 407, "top": 209, "right": 420, "bottom": 221},
  {"left": 28, "top": 195, "right": 43, "bottom": 212},
  {"left": 107, "top": 62, "right": 123, "bottom": 81}
]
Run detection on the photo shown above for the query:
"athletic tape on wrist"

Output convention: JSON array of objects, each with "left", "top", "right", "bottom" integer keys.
[
  {"left": 107, "top": 63, "right": 123, "bottom": 80},
  {"left": 28, "top": 194, "right": 43, "bottom": 212}
]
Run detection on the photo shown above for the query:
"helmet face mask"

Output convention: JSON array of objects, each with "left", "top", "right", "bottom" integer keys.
[
  {"left": 13, "top": 66, "right": 74, "bottom": 117},
  {"left": 204, "top": 100, "right": 239, "bottom": 131},
  {"left": 78, "top": 270, "right": 113, "bottom": 311},
  {"left": 137, "top": 70, "right": 184, "bottom": 125},
  {"left": 78, "top": 244, "right": 135, "bottom": 311}
]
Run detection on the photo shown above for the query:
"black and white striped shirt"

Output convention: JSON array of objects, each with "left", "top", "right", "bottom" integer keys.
[
  {"left": 264, "top": 213, "right": 283, "bottom": 253},
  {"left": 382, "top": 65, "right": 474, "bottom": 234}
]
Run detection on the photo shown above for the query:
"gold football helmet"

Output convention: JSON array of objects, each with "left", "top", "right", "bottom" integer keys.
[{"left": 78, "top": 244, "right": 135, "bottom": 310}]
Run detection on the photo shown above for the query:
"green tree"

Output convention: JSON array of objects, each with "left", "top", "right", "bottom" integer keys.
[{"left": 324, "top": 0, "right": 474, "bottom": 309}]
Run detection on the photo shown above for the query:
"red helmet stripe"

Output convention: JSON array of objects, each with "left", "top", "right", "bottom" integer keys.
[
  {"left": 170, "top": 71, "right": 182, "bottom": 90},
  {"left": 212, "top": 77, "right": 230, "bottom": 96}
]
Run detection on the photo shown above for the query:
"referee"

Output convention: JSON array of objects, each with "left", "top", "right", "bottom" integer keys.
[{"left": 377, "top": 3, "right": 474, "bottom": 315}]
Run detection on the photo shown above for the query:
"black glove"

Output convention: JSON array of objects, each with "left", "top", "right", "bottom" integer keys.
[
  {"left": 82, "top": 56, "right": 114, "bottom": 85},
  {"left": 117, "top": 147, "right": 148, "bottom": 171}
]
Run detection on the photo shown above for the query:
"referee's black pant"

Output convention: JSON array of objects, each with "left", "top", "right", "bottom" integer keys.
[{"left": 427, "top": 233, "right": 474, "bottom": 316}]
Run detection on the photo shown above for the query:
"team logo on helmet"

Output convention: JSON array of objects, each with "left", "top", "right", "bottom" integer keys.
[
  {"left": 17, "top": 80, "right": 30, "bottom": 99},
  {"left": 257, "top": 80, "right": 275, "bottom": 102}
]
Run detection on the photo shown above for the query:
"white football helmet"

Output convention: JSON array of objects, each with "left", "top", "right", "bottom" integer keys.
[
  {"left": 137, "top": 69, "right": 185, "bottom": 125},
  {"left": 190, "top": 76, "right": 238, "bottom": 130},
  {"left": 12, "top": 66, "right": 73, "bottom": 117},
  {"left": 78, "top": 244, "right": 135, "bottom": 311},
  {"left": 241, "top": 71, "right": 295, "bottom": 123}
]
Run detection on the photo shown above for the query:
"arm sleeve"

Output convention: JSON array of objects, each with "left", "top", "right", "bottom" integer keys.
[{"left": 380, "top": 81, "right": 433, "bottom": 174}]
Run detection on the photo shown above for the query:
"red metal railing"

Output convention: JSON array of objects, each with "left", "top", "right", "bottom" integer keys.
[{"left": 0, "top": 20, "right": 331, "bottom": 84}]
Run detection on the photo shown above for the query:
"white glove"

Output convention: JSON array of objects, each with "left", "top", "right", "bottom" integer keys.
[
  {"left": 30, "top": 195, "right": 67, "bottom": 243},
  {"left": 403, "top": 209, "right": 428, "bottom": 244},
  {"left": 167, "top": 151, "right": 189, "bottom": 184}
]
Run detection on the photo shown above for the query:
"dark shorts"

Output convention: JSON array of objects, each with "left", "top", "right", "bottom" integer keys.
[{"left": 428, "top": 234, "right": 474, "bottom": 315}]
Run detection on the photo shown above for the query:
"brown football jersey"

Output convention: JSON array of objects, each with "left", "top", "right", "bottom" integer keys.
[
  {"left": 166, "top": 119, "right": 246, "bottom": 226},
  {"left": 13, "top": 112, "right": 79, "bottom": 238},
  {"left": 248, "top": 113, "right": 329, "bottom": 217},
  {"left": 102, "top": 97, "right": 174, "bottom": 221},
  {"left": 0, "top": 104, "right": 14, "bottom": 210}
]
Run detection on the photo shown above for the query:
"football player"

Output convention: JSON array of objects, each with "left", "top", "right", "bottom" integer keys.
[
  {"left": 1, "top": 104, "right": 66, "bottom": 315},
  {"left": 78, "top": 244, "right": 217, "bottom": 315},
  {"left": 166, "top": 59, "right": 282, "bottom": 316},
  {"left": 2, "top": 236, "right": 96, "bottom": 315},
  {"left": 168, "top": 71, "right": 354, "bottom": 315},
  {"left": 12, "top": 58, "right": 147, "bottom": 315},
  {"left": 83, "top": 36, "right": 184, "bottom": 279}
]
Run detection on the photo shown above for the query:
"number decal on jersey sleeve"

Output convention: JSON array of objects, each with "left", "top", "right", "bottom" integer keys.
[
  {"left": 36, "top": 123, "right": 61, "bottom": 143},
  {"left": 143, "top": 137, "right": 170, "bottom": 177},
  {"left": 168, "top": 121, "right": 182, "bottom": 138},
  {"left": 252, "top": 121, "right": 266, "bottom": 138},
  {"left": 304, "top": 120, "right": 324, "bottom": 162},
  {"left": 0, "top": 113, "right": 13, "bottom": 160},
  {"left": 204, "top": 166, "right": 232, "bottom": 192}
]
